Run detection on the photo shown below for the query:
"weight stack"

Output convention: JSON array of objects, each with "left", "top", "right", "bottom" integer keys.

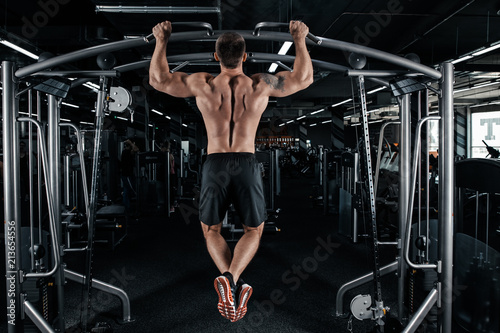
[{"left": 411, "top": 268, "right": 438, "bottom": 333}]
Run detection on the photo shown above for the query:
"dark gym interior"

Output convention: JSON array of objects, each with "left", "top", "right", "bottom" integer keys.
[{"left": 1, "top": 1, "right": 500, "bottom": 332}]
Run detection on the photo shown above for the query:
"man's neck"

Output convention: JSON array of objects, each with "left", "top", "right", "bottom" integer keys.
[{"left": 219, "top": 65, "right": 244, "bottom": 76}]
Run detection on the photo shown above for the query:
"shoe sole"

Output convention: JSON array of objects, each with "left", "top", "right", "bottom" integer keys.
[
  {"left": 214, "top": 277, "right": 236, "bottom": 320},
  {"left": 232, "top": 284, "right": 253, "bottom": 322}
]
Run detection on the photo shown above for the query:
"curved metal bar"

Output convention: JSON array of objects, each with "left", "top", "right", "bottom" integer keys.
[
  {"left": 369, "top": 77, "right": 391, "bottom": 88},
  {"left": 335, "top": 261, "right": 398, "bottom": 317},
  {"left": 115, "top": 52, "right": 350, "bottom": 74},
  {"left": 59, "top": 123, "right": 89, "bottom": 214},
  {"left": 248, "top": 52, "right": 350, "bottom": 72},
  {"left": 346, "top": 69, "right": 415, "bottom": 77},
  {"left": 144, "top": 21, "right": 214, "bottom": 42},
  {"left": 65, "top": 269, "right": 133, "bottom": 323},
  {"left": 374, "top": 121, "right": 400, "bottom": 195},
  {"left": 32, "top": 70, "right": 119, "bottom": 78},
  {"left": 17, "top": 29, "right": 441, "bottom": 80},
  {"left": 16, "top": 37, "right": 154, "bottom": 78},
  {"left": 113, "top": 53, "right": 216, "bottom": 73},
  {"left": 18, "top": 117, "right": 61, "bottom": 279},
  {"left": 404, "top": 115, "right": 441, "bottom": 271},
  {"left": 253, "top": 21, "right": 322, "bottom": 44},
  {"left": 70, "top": 78, "right": 94, "bottom": 89}
]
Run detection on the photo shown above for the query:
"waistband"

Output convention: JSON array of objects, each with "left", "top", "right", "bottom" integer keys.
[{"left": 206, "top": 152, "right": 255, "bottom": 160}]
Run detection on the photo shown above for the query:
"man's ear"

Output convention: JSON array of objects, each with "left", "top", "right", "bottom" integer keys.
[
  {"left": 214, "top": 53, "right": 220, "bottom": 62},
  {"left": 243, "top": 53, "right": 247, "bottom": 62}
]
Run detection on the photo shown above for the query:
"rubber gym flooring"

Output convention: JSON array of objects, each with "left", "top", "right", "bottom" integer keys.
[{"left": 63, "top": 176, "right": 402, "bottom": 333}]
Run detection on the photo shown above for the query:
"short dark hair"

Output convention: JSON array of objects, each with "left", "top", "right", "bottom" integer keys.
[{"left": 215, "top": 32, "right": 246, "bottom": 69}]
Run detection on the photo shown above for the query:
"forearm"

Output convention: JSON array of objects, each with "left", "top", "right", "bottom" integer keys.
[
  {"left": 149, "top": 39, "right": 171, "bottom": 86},
  {"left": 291, "top": 38, "right": 313, "bottom": 84}
]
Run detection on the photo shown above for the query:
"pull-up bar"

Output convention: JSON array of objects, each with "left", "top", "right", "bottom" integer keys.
[{"left": 15, "top": 21, "right": 442, "bottom": 80}]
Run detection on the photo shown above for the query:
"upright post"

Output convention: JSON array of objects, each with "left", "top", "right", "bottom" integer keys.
[
  {"left": 3, "top": 61, "right": 22, "bottom": 332},
  {"left": 47, "top": 94, "right": 65, "bottom": 332},
  {"left": 398, "top": 94, "right": 411, "bottom": 322},
  {"left": 81, "top": 76, "right": 108, "bottom": 331},
  {"left": 438, "top": 62, "right": 454, "bottom": 333}
]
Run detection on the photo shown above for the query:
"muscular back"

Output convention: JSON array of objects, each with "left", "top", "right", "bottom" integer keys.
[{"left": 194, "top": 73, "right": 270, "bottom": 154}]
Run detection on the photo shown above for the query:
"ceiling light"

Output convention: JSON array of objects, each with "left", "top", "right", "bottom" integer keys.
[
  {"left": 268, "top": 63, "right": 279, "bottom": 73},
  {"left": 473, "top": 81, "right": 500, "bottom": 88},
  {"left": 332, "top": 98, "right": 353, "bottom": 108},
  {"left": 296, "top": 115, "right": 306, "bottom": 120},
  {"left": 310, "top": 123, "right": 317, "bottom": 127},
  {"left": 268, "top": 41, "right": 293, "bottom": 73},
  {"left": 148, "top": 124, "right": 153, "bottom": 127},
  {"left": 278, "top": 123, "right": 286, "bottom": 127},
  {"left": 451, "top": 55, "right": 473, "bottom": 64},
  {"left": 367, "top": 87, "right": 386, "bottom": 94},
  {"left": 454, "top": 81, "right": 500, "bottom": 94},
  {"left": 116, "top": 116, "right": 128, "bottom": 121},
  {"left": 19, "top": 111, "right": 38, "bottom": 116},
  {"left": 80, "top": 121, "right": 94, "bottom": 125},
  {"left": 351, "top": 119, "right": 384, "bottom": 126},
  {"left": 0, "top": 40, "right": 39, "bottom": 60},
  {"left": 165, "top": 115, "right": 171, "bottom": 119},
  {"left": 277, "top": 41, "right": 293, "bottom": 55},
  {"left": 182, "top": 123, "right": 188, "bottom": 127},
  {"left": 83, "top": 82, "right": 99, "bottom": 92},
  {"left": 151, "top": 109, "right": 163, "bottom": 115},
  {"left": 322, "top": 120, "right": 332, "bottom": 124},
  {"left": 472, "top": 43, "right": 500, "bottom": 56},
  {"left": 62, "top": 102, "right": 79, "bottom": 108},
  {"left": 310, "top": 108, "right": 326, "bottom": 115}
]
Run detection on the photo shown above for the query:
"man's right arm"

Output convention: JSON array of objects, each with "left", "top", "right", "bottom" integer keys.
[
  {"left": 149, "top": 21, "right": 210, "bottom": 98},
  {"left": 254, "top": 21, "right": 314, "bottom": 98}
]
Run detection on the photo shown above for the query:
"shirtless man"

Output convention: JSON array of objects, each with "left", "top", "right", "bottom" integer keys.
[{"left": 150, "top": 20, "right": 313, "bottom": 322}]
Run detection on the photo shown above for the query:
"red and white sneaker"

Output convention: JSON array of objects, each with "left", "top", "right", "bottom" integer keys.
[
  {"left": 232, "top": 281, "right": 253, "bottom": 322},
  {"left": 214, "top": 275, "right": 236, "bottom": 321}
]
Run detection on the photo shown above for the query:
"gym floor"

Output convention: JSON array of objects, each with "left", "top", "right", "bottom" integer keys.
[{"left": 63, "top": 176, "right": 403, "bottom": 333}]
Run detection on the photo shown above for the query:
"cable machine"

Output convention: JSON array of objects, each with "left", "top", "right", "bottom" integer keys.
[{"left": 4, "top": 21, "right": 454, "bottom": 333}]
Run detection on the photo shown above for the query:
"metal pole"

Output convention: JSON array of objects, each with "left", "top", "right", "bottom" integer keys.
[
  {"left": 358, "top": 75, "right": 385, "bottom": 326},
  {"left": 65, "top": 269, "right": 133, "bottom": 323},
  {"left": 403, "top": 116, "right": 441, "bottom": 271},
  {"left": 47, "top": 95, "right": 65, "bottom": 332},
  {"left": 438, "top": 62, "right": 454, "bottom": 333},
  {"left": 424, "top": 90, "right": 431, "bottom": 262},
  {"left": 81, "top": 76, "right": 108, "bottom": 331},
  {"left": 37, "top": 91, "right": 44, "bottom": 257},
  {"left": 24, "top": 300, "right": 56, "bottom": 333},
  {"left": 28, "top": 88, "right": 36, "bottom": 272},
  {"left": 398, "top": 94, "right": 411, "bottom": 322},
  {"left": 3, "top": 60, "right": 22, "bottom": 333},
  {"left": 402, "top": 288, "right": 439, "bottom": 333}
]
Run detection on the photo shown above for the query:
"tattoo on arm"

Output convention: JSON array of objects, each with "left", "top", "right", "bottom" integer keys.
[{"left": 261, "top": 74, "right": 286, "bottom": 92}]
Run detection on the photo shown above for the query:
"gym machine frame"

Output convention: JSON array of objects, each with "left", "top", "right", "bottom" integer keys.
[{"left": 5, "top": 21, "right": 452, "bottom": 332}]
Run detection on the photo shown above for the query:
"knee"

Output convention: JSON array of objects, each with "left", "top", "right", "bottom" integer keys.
[
  {"left": 243, "top": 223, "right": 265, "bottom": 237},
  {"left": 201, "top": 222, "right": 222, "bottom": 239}
]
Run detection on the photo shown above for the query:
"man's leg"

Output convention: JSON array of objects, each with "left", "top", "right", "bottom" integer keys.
[
  {"left": 228, "top": 223, "right": 264, "bottom": 283},
  {"left": 200, "top": 222, "right": 232, "bottom": 274}
]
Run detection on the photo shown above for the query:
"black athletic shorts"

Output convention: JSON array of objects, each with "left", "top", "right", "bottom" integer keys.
[{"left": 199, "top": 153, "right": 267, "bottom": 227}]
